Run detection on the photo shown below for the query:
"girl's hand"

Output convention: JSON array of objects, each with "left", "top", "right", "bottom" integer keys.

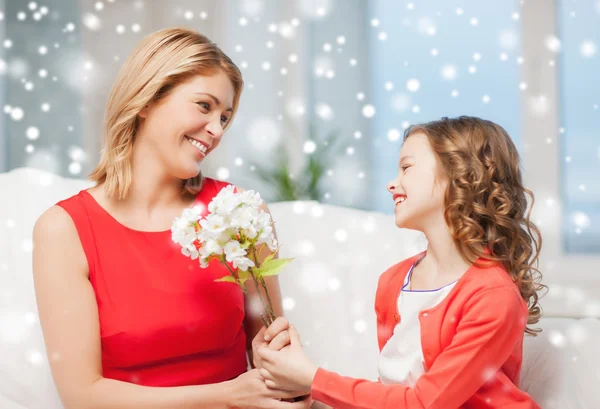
[
  {"left": 252, "top": 317, "right": 292, "bottom": 368},
  {"left": 257, "top": 325, "right": 318, "bottom": 395}
]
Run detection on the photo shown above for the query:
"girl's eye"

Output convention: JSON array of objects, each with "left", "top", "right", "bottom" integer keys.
[
  {"left": 402, "top": 165, "right": 411, "bottom": 172},
  {"left": 197, "top": 102, "right": 210, "bottom": 110},
  {"left": 221, "top": 116, "right": 230, "bottom": 125}
]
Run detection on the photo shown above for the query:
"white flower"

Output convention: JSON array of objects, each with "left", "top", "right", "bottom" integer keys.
[
  {"left": 255, "top": 211, "right": 273, "bottom": 230},
  {"left": 171, "top": 205, "right": 203, "bottom": 248},
  {"left": 224, "top": 240, "right": 247, "bottom": 262},
  {"left": 242, "top": 224, "right": 259, "bottom": 240},
  {"left": 257, "top": 225, "right": 269, "bottom": 240},
  {"left": 196, "top": 228, "right": 212, "bottom": 244},
  {"left": 206, "top": 239, "right": 224, "bottom": 255},
  {"left": 182, "top": 244, "right": 199, "bottom": 260},
  {"left": 181, "top": 206, "right": 203, "bottom": 221},
  {"left": 232, "top": 206, "right": 259, "bottom": 226},
  {"left": 233, "top": 256, "right": 255, "bottom": 271},
  {"left": 217, "top": 230, "right": 235, "bottom": 246},
  {"left": 208, "top": 185, "right": 241, "bottom": 215},
  {"left": 265, "top": 236, "right": 278, "bottom": 251},
  {"left": 171, "top": 226, "right": 196, "bottom": 247},
  {"left": 199, "top": 239, "right": 223, "bottom": 260},
  {"left": 239, "top": 189, "right": 263, "bottom": 208},
  {"left": 199, "top": 214, "right": 228, "bottom": 238},
  {"left": 172, "top": 216, "right": 190, "bottom": 232},
  {"left": 173, "top": 185, "right": 279, "bottom": 268},
  {"left": 200, "top": 256, "right": 210, "bottom": 269},
  {"left": 257, "top": 225, "right": 277, "bottom": 250},
  {"left": 199, "top": 239, "right": 224, "bottom": 269},
  {"left": 231, "top": 207, "right": 261, "bottom": 239}
]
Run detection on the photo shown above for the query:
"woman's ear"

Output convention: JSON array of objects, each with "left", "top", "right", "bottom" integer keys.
[{"left": 139, "top": 104, "right": 150, "bottom": 118}]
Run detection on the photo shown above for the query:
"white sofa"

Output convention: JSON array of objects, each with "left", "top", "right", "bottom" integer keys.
[{"left": 0, "top": 167, "right": 598, "bottom": 409}]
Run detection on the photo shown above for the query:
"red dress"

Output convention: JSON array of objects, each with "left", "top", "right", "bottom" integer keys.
[{"left": 57, "top": 178, "right": 248, "bottom": 387}]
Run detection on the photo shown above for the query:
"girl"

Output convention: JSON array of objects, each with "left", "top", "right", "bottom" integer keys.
[
  {"left": 257, "top": 116, "right": 545, "bottom": 409},
  {"left": 32, "top": 28, "right": 309, "bottom": 409}
]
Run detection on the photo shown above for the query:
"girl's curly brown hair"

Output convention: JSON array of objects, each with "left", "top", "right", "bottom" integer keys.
[{"left": 405, "top": 116, "right": 546, "bottom": 336}]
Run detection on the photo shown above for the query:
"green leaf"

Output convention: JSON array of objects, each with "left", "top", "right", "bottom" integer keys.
[
  {"left": 254, "top": 257, "right": 294, "bottom": 277},
  {"left": 262, "top": 251, "right": 276, "bottom": 265},
  {"left": 215, "top": 274, "right": 249, "bottom": 290},
  {"left": 215, "top": 275, "right": 238, "bottom": 284}
]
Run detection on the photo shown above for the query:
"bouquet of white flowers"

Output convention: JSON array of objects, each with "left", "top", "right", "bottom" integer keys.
[{"left": 171, "top": 185, "right": 292, "bottom": 327}]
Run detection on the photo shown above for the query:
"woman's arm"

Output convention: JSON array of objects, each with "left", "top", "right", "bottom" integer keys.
[{"left": 32, "top": 206, "right": 301, "bottom": 409}]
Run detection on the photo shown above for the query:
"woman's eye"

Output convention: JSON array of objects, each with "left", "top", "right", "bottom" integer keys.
[
  {"left": 197, "top": 102, "right": 210, "bottom": 110},
  {"left": 221, "top": 116, "right": 229, "bottom": 124},
  {"left": 402, "top": 165, "right": 411, "bottom": 171}
]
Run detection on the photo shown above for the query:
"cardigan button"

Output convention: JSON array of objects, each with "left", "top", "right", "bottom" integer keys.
[{"left": 393, "top": 313, "right": 400, "bottom": 321}]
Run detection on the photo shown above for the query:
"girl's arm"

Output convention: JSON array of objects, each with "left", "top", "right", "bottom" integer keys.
[
  {"left": 260, "top": 287, "right": 527, "bottom": 409},
  {"left": 310, "top": 287, "right": 527, "bottom": 409}
]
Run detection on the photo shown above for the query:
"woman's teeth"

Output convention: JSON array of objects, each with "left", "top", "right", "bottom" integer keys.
[
  {"left": 395, "top": 196, "right": 406, "bottom": 205},
  {"left": 185, "top": 136, "right": 207, "bottom": 154}
]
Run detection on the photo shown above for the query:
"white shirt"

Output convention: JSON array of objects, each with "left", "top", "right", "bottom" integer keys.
[{"left": 378, "top": 262, "right": 457, "bottom": 386}]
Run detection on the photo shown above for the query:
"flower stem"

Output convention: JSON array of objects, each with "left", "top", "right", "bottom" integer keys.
[
  {"left": 259, "top": 276, "right": 276, "bottom": 323},
  {"left": 251, "top": 248, "right": 276, "bottom": 325},
  {"left": 223, "top": 261, "right": 243, "bottom": 289},
  {"left": 223, "top": 260, "right": 269, "bottom": 328},
  {"left": 249, "top": 265, "right": 272, "bottom": 327}
]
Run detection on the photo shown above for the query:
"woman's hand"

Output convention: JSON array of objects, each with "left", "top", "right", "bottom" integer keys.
[
  {"left": 257, "top": 325, "right": 318, "bottom": 395},
  {"left": 230, "top": 368, "right": 312, "bottom": 409},
  {"left": 251, "top": 317, "right": 292, "bottom": 369}
]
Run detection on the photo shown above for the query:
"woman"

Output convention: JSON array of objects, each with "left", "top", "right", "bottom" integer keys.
[
  {"left": 258, "top": 117, "right": 544, "bottom": 409},
  {"left": 32, "top": 27, "right": 309, "bottom": 409}
]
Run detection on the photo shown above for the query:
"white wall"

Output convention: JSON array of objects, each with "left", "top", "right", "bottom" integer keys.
[
  {"left": 0, "top": 0, "right": 6, "bottom": 172},
  {"left": 519, "top": 0, "right": 600, "bottom": 318}
]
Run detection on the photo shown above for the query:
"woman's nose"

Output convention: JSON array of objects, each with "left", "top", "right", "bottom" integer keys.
[{"left": 206, "top": 120, "right": 224, "bottom": 140}]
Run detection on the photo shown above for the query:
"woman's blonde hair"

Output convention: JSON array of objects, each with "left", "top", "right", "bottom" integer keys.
[
  {"left": 89, "top": 27, "right": 243, "bottom": 199},
  {"left": 405, "top": 116, "right": 546, "bottom": 336}
]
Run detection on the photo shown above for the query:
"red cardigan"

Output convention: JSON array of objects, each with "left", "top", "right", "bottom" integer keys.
[{"left": 311, "top": 252, "right": 541, "bottom": 409}]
